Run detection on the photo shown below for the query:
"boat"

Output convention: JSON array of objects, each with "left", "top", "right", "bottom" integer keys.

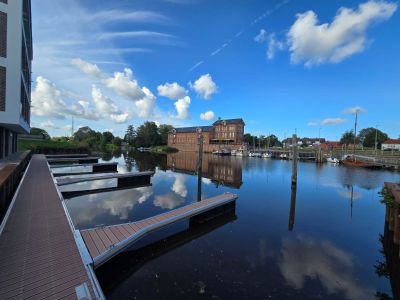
[
  {"left": 262, "top": 152, "right": 272, "bottom": 158},
  {"left": 231, "top": 150, "right": 237, "bottom": 156},
  {"left": 279, "top": 153, "right": 288, "bottom": 160},
  {"left": 341, "top": 155, "right": 379, "bottom": 168},
  {"left": 213, "top": 149, "right": 231, "bottom": 156},
  {"left": 327, "top": 157, "right": 340, "bottom": 164}
]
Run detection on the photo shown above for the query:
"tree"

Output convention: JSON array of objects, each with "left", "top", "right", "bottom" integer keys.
[
  {"left": 159, "top": 124, "right": 174, "bottom": 145},
  {"left": 73, "top": 126, "right": 96, "bottom": 142},
  {"left": 358, "top": 127, "right": 389, "bottom": 148},
  {"left": 113, "top": 137, "right": 122, "bottom": 147},
  {"left": 30, "top": 127, "right": 50, "bottom": 139},
  {"left": 135, "top": 121, "right": 161, "bottom": 147},
  {"left": 101, "top": 131, "right": 114, "bottom": 144},
  {"left": 124, "top": 125, "right": 136, "bottom": 146},
  {"left": 267, "top": 134, "right": 282, "bottom": 147},
  {"left": 340, "top": 130, "right": 359, "bottom": 145}
]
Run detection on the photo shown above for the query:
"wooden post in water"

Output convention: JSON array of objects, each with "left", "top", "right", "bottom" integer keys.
[
  {"left": 291, "top": 134, "right": 298, "bottom": 185},
  {"left": 288, "top": 184, "right": 297, "bottom": 231},
  {"left": 197, "top": 128, "right": 204, "bottom": 202}
]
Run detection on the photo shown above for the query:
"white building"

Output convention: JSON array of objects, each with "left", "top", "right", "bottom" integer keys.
[
  {"left": 0, "top": 0, "right": 32, "bottom": 159},
  {"left": 382, "top": 140, "right": 400, "bottom": 151}
]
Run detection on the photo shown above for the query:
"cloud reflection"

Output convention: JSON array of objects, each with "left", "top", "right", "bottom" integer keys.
[
  {"left": 154, "top": 192, "right": 184, "bottom": 210},
  {"left": 171, "top": 174, "right": 187, "bottom": 197},
  {"left": 278, "top": 236, "right": 373, "bottom": 300}
]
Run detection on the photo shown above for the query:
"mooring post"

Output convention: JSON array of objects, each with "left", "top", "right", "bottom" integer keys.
[
  {"left": 288, "top": 183, "right": 297, "bottom": 231},
  {"left": 291, "top": 134, "right": 298, "bottom": 185},
  {"left": 197, "top": 128, "right": 204, "bottom": 202},
  {"left": 394, "top": 207, "right": 400, "bottom": 244}
]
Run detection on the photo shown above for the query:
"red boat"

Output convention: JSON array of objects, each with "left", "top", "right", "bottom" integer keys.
[{"left": 342, "top": 158, "right": 380, "bottom": 169}]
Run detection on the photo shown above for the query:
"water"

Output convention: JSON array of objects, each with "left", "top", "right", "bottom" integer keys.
[{"left": 59, "top": 152, "right": 400, "bottom": 299}]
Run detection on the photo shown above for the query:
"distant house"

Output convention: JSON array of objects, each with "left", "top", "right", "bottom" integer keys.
[
  {"left": 320, "top": 141, "right": 341, "bottom": 151},
  {"left": 382, "top": 139, "right": 400, "bottom": 151}
]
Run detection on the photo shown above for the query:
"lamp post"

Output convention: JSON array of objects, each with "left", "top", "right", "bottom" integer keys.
[{"left": 196, "top": 128, "right": 203, "bottom": 202}]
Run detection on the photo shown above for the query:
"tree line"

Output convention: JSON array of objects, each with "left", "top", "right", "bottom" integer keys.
[{"left": 340, "top": 127, "right": 390, "bottom": 148}]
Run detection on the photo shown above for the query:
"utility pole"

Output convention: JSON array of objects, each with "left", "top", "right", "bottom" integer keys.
[{"left": 291, "top": 134, "right": 298, "bottom": 185}]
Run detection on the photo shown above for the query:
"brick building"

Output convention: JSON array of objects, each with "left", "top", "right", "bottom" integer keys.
[{"left": 168, "top": 118, "right": 245, "bottom": 152}]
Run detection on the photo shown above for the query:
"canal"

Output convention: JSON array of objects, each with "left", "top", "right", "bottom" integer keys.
[{"left": 58, "top": 151, "right": 400, "bottom": 299}]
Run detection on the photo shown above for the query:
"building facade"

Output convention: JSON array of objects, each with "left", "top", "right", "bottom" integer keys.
[
  {"left": 382, "top": 139, "right": 400, "bottom": 151},
  {"left": 168, "top": 118, "right": 245, "bottom": 152},
  {"left": 0, "top": 0, "right": 32, "bottom": 159}
]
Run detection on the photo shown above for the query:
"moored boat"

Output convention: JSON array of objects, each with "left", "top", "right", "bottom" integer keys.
[{"left": 327, "top": 157, "right": 340, "bottom": 164}]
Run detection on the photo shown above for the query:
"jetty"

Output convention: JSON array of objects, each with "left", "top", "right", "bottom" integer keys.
[
  {"left": 56, "top": 171, "right": 154, "bottom": 187},
  {"left": 0, "top": 155, "right": 103, "bottom": 299},
  {"left": 79, "top": 192, "right": 238, "bottom": 268},
  {"left": 47, "top": 157, "right": 100, "bottom": 164}
]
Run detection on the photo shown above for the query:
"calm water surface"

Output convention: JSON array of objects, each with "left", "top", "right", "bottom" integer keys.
[{"left": 57, "top": 152, "right": 400, "bottom": 300}]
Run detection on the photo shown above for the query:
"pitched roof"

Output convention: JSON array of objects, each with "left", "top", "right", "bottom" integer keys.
[
  {"left": 213, "top": 118, "right": 245, "bottom": 125},
  {"left": 383, "top": 139, "right": 400, "bottom": 145},
  {"left": 172, "top": 126, "right": 213, "bottom": 133}
]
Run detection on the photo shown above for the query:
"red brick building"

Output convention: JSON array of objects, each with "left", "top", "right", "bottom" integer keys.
[{"left": 168, "top": 118, "right": 245, "bottom": 152}]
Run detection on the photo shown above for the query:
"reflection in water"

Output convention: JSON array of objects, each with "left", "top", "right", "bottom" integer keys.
[
  {"left": 288, "top": 184, "right": 297, "bottom": 231},
  {"left": 167, "top": 152, "right": 243, "bottom": 189},
  {"left": 279, "top": 236, "right": 373, "bottom": 300},
  {"left": 96, "top": 207, "right": 237, "bottom": 297},
  {"left": 375, "top": 219, "right": 400, "bottom": 299}
]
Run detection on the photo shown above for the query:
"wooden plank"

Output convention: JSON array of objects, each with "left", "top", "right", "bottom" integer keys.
[
  {"left": 80, "top": 230, "right": 100, "bottom": 258},
  {"left": 103, "top": 227, "right": 119, "bottom": 245},
  {"left": 88, "top": 229, "right": 107, "bottom": 255},
  {"left": 109, "top": 226, "right": 125, "bottom": 242},
  {"left": 95, "top": 228, "right": 113, "bottom": 249}
]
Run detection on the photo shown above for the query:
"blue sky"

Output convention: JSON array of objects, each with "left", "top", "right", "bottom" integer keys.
[{"left": 31, "top": 0, "right": 400, "bottom": 140}]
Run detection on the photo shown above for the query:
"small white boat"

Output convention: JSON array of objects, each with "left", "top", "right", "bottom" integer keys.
[
  {"left": 280, "top": 153, "right": 288, "bottom": 160},
  {"left": 262, "top": 152, "right": 272, "bottom": 158},
  {"left": 327, "top": 157, "right": 340, "bottom": 164},
  {"left": 231, "top": 150, "right": 238, "bottom": 156}
]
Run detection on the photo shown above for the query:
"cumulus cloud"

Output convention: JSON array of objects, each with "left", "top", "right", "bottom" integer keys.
[
  {"left": 287, "top": 0, "right": 397, "bottom": 67},
  {"left": 307, "top": 121, "right": 318, "bottom": 127},
  {"left": 343, "top": 106, "right": 366, "bottom": 114},
  {"left": 31, "top": 76, "right": 99, "bottom": 120},
  {"left": 91, "top": 85, "right": 130, "bottom": 123},
  {"left": 154, "top": 193, "right": 184, "bottom": 210},
  {"left": 157, "top": 82, "right": 187, "bottom": 100},
  {"left": 71, "top": 58, "right": 157, "bottom": 118},
  {"left": 321, "top": 118, "right": 347, "bottom": 125},
  {"left": 174, "top": 96, "right": 191, "bottom": 119},
  {"left": 171, "top": 174, "right": 188, "bottom": 197},
  {"left": 189, "top": 74, "right": 218, "bottom": 100},
  {"left": 279, "top": 236, "right": 373, "bottom": 300},
  {"left": 267, "top": 33, "right": 285, "bottom": 59},
  {"left": 200, "top": 110, "right": 215, "bottom": 121},
  {"left": 254, "top": 29, "right": 267, "bottom": 43}
]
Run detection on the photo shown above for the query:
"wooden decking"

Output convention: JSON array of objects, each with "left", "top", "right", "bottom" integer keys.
[
  {"left": 56, "top": 171, "right": 154, "bottom": 186},
  {"left": 80, "top": 192, "right": 238, "bottom": 268},
  {"left": 47, "top": 157, "right": 99, "bottom": 164},
  {"left": 0, "top": 155, "right": 103, "bottom": 299}
]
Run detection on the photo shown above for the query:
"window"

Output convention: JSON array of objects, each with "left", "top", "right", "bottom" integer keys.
[
  {"left": 0, "top": 11, "right": 6, "bottom": 58},
  {"left": 0, "top": 66, "right": 5, "bottom": 111}
]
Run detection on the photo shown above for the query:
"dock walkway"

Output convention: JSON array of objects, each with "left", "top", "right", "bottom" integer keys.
[
  {"left": 56, "top": 171, "right": 154, "bottom": 186},
  {"left": 0, "top": 155, "right": 102, "bottom": 299},
  {"left": 80, "top": 192, "right": 238, "bottom": 268}
]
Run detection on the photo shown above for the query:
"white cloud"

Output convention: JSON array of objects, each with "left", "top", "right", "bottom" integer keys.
[
  {"left": 71, "top": 58, "right": 104, "bottom": 79},
  {"left": 201, "top": 178, "right": 212, "bottom": 185},
  {"left": 307, "top": 121, "right": 318, "bottom": 127},
  {"left": 103, "top": 68, "right": 146, "bottom": 100},
  {"left": 174, "top": 96, "right": 191, "bottom": 119},
  {"left": 200, "top": 110, "right": 215, "bottom": 121},
  {"left": 91, "top": 85, "right": 131, "bottom": 123},
  {"left": 136, "top": 87, "right": 157, "bottom": 118},
  {"left": 254, "top": 29, "right": 267, "bottom": 43},
  {"left": 287, "top": 0, "right": 397, "bottom": 67},
  {"left": 267, "top": 33, "right": 285, "bottom": 59},
  {"left": 98, "top": 30, "right": 176, "bottom": 41},
  {"left": 279, "top": 236, "right": 373, "bottom": 300},
  {"left": 40, "top": 120, "right": 58, "bottom": 130},
  {"left": 171, "top": 174, "right": 187, "bottom": 197},
  {"left": 321, "top": 118, "right": 347, "bottom": 125},
  {"left": 31, "top": 76, "right": 99, "bottom": 120},
  {"left": 343, "top": 106, "right": 366, "bottom": 114},
  {"left": 154, "top": 193, "right": 184, "bottom": 210},
  {"left": 157, "top": 82, "right": 187, "bottom": 100},
  {"left": 189, "top": 74, "right": 218, "bottom": 100}
]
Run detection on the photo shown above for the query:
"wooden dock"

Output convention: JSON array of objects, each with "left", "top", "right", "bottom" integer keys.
[
  {"left": 0, "top": 155, "right": 104, "bottom": 299},
  {"left": 80, "top": 192, "right": 238, "bottom": 268},
  {"left": 47, "top": 157, "right": 99, "bottom": 164},
  {"left": 46, "top": 154, "right": 89, "bottom": 159},
  {"left": 56, "top": 171, "right": 154, "bottom": 186}
]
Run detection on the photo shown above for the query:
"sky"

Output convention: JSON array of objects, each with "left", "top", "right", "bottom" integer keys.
[{"left": 31, "top": 0, "right": 400, "bottom": 140}]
